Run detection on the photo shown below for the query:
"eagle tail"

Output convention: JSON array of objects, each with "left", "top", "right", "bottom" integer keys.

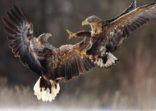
[
  {"left": 92, "top": 52, "right": 118, "bottom": 68},
  {"left": 33, "top": 77, "right": 60, "bottom": 102},
  {"left": 103, "top": 52, "right": 118, "bottom": 68}
]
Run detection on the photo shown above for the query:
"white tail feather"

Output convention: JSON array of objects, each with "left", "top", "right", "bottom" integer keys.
[
  {"left": 33, "top": 77, "right": 60, "bottom": 102},
  {"left": 94, "top": 52, "right": 118, "bottom": 68},
  {"left": 104, "top": 53, "right": 118, "bottom": 67}
]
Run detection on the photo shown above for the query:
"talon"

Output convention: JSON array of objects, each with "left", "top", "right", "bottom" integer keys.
[
  {"left": 77, "top": 50, "right": 87, "bottom": 59},
  {"left": 66, "top": 29, "right": 76, "bottom": 39},
  {"left": 81, "top": 51, "right": 87, "bottom": 58},
  {"left": 80, "top": 51, "right": 87, "bottom": 59}
]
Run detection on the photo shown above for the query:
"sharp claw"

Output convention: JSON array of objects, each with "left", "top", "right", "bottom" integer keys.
[
  {"left": 66, "top": 29, "right": 76, "bottom": 39},
  {"left": 75, "top": 49, "right": 87, "bottom": 59},
  {"left": 80, "top": 51, "right": 87, "bottom": 59}
]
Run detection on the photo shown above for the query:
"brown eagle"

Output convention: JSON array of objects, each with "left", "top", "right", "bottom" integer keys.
[
  {"left": 67, "top": 1, "right": 156, "bottom": 68},
  {"left": 2, "top": 6, "right": 95, "bottom": 102}
]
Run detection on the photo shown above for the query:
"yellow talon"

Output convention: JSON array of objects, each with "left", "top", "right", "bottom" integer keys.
[
  {"left": 80, "top": 51, "right": 87, "bottom": 59},
  {"left": 75, "top": 50, "right": 86, "bottom": 59},
  {"left": 66, "top": 29, "right": 76, "bottom": 39}
]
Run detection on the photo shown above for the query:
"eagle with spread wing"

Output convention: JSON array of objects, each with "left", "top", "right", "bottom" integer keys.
[
  {"left": 2, "top": 6, "right": 95, "bottom": 102},
  {"left": 67, "top": 1, "right": 156, "bottom": 68}
]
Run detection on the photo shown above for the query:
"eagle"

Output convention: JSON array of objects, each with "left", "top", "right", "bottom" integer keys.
[
  {"left": 67, "top": 1, "right": 156, "bottom": 68},
  {"left": 67, "top": 0, "right": 137, "bottom": 67},
  {"left": 2, "top": 6, "right": 95, "bottom": 102}
]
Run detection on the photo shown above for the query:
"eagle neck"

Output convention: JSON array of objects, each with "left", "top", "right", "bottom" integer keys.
[{"left": 91, "top": 22, "right": 103, "bottom": 36}]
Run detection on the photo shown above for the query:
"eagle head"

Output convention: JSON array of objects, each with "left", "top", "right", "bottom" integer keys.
[
  {"left": 81, "top": 15, "right": 102, "bottom": 26},
  {"left": 82, "top": 15, "right": 103, "bottom": 35},
  {"left": 38, "top": 33, "right": 53, "bottom": 43}
]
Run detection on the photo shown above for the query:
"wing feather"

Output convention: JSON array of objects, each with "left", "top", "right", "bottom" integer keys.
[
  {"left": 106, "top": 0, "right": 137, "bottom": 23},
  {"left": 48, "top": 45, "right": 95, "bottom": 80},
  {"left": 106, "top": 3, "right": 156, "bottom": 51},
  {"left": 2, "top": 6, "right": 45, "bottom": 75}
]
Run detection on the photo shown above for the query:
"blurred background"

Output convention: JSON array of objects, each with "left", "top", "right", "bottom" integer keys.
[{"left": 0, "top": 0, "right": 156, "bottom": 110}]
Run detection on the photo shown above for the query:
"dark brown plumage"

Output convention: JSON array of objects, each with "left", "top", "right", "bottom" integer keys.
[
  {"left": 67, "top": 1, "right": 156, "bottom": 68},
  {"left": 2, "top": 6, "right": 95, "bottom": 102}
]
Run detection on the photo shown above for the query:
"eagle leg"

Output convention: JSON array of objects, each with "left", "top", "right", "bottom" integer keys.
[
  {"left": 66, "top": 29, "right": 77, "bottom": 39},
  {"left": 75, "top": 49, "right": 87, "bottom": 59},
  {"left": 66, "top": 29, "right": 91, "bottom": 39}
]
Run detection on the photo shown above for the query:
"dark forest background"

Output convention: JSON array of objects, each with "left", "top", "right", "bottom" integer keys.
[{"left": 0, "top": 0, "right": 156, "bottom": 109}]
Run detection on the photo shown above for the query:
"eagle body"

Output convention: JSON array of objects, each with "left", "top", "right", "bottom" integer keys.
[
  {"left": 87, "top": 28, "right": 119, "bottom": 67},
  {"left": 2, "top": 6, "right": 95, "bottom": 102}
]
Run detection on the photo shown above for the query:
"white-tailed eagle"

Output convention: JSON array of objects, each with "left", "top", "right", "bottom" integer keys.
[
  {"left": 2, "top": 6, "right": 95, "bottom": 102},
  {"left": 67, "top": 1, "right": 156, "bottom": 68}
]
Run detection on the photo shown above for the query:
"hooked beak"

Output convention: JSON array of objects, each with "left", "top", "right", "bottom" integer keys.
[
  {"left": 46, "top": 33, "right": 53, "bottom": 37},
  {"left": 81, "top": 19, "right": 89, "bottom": 27},
  {"left": 45, "top": 33, "right": 53, "bottom": 41}
]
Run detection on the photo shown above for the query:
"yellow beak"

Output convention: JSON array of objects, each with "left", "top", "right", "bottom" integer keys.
[
  {"left": 81, "top": 19, "right": 89, "bottom": 27},
  {"left": 46, "top": 33, "right": 53, "bottom": 38}
]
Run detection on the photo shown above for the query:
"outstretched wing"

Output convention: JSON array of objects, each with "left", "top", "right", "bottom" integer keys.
[
  {"left": 106, "top": 0, "right": 137, "bottom": 23},
  {"left": 106, "top": 3, "right": 156, "bottom": 52},
  {"left": 2, "top": 6, "right": 45, "bottom": 75},
  {"left": 48, "top": 45, "right": 95, "bottom": 80}
]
